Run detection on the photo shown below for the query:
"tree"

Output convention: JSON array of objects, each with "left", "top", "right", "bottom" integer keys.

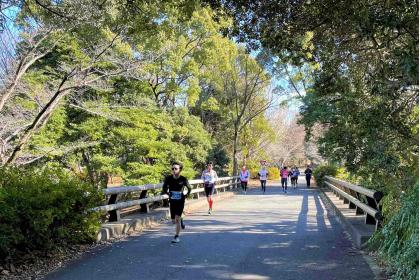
[
  {"left": 218, "top": 50, "right": 272, "bottom": 174},
  {"left": 209, "top": 1, "right": 418, "bottom": 277},
  {"left": 265, "top": 107, "right": 306, "bottom": 167}
]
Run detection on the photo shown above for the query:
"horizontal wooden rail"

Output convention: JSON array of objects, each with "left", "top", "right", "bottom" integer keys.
[
  {"left": 103, "top": 176, "right": 238, "bottom": 195},
  {"left": 325, "top": 182, "right": 381, "bottom": 220},
  {"left": 92, "top": 194, "right": 169, "bottom": 212},
  {"left": 94, "top": 176, "right": 240, "bottom": 221},
  {"left": 324, "top": 176, "right": 382, "bottom": 229},
  {"left": 325, "top": 176, "right": 383, "bottom": 201}
]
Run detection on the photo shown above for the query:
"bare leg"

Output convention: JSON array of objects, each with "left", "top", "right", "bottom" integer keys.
[
  {"left": 207, "top": 196, "right": 211, "bottom": 209},
  {"left": 175, "top": 216, "right": 181, "bottom": 236}
]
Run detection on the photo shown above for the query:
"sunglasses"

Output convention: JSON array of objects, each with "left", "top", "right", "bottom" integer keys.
[{"left": 172, "top": 167, "right": 180, "bottom": 170}]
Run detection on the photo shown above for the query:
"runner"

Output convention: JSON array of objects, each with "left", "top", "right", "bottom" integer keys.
[
  {"left": 239, "top": 165, "right": 250, "bottom": 194},
  {"left": 304, "top": 165, "right": 313, "bottom": 187},
  {"left": 290, "top": 166, "right": 300, "bottom": 189},
  {"left": 280, "top": 166, "right": 289, "bottom": 193},
  {"left": 258, "top": 164, "right": 269, "bottom": 193},
  {"left": 161, "top": 162, "right": 191, "bottom": 243},
  {"left": 201, "top": 162, "right": 218, "bottom": 215}
]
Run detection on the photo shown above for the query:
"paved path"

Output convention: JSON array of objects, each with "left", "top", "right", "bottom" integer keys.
[{"left": 45, "top": 177, "right": 375, "bottom": 280}]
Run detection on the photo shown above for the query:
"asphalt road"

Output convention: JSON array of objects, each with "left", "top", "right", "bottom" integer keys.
[{"left": 45, "top": 177, "right": 375, "bottom": 280}]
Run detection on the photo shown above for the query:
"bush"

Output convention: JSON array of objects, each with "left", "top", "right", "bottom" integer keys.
[
  {"left": 313, "top": 165, "right": 338, "bottom": 187},
  {"left": 0, "top": 167, "right": 102, "bottom": 261},
  {"left": 249, "top": 168, "right": 259, "bottom": 179},
  {"left": 368, "top": 185, "right": 419, "bottom": 279},
  {"left": 267, "top": 167, "right": 280, "bottom": 180}
]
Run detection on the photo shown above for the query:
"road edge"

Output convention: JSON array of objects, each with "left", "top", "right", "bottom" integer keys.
[{"left": 317, "top": 188, "right": 385, "bottom": 280}]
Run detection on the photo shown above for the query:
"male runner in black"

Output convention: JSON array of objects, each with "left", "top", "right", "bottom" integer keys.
[
  {"left": 161, "top": 162, "right": 191, "bottom": 243},
  {"left": 304, "top": 165, "right": 313, "bottom": 187}
]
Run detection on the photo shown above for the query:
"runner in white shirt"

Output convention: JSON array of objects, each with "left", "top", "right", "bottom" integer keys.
[
  {"left": 239, "top": 165, "right": 250, "bottom": 194},
  {"left": 201, "top": 162, "right": 218, "bottom": 215},
  {"left": 258, "top": 165, "right": 269, "bottom": 193}
]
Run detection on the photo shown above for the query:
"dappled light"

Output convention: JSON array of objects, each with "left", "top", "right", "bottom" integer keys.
[{"left": 0, "top": 0, "right": 417, "bottom": 279}]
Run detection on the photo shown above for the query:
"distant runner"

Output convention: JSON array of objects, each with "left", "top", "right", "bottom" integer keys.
[
  {"left": 201, "top": 162, "right": 218, "bottom": 215},
  {"left": 240, "top": 165, "right": 250, "bottom": 194},
  {"left": 258, "top": 164, "right": 269, "bottom": 193},
  {"left": 280, "top": 166, "right": 289, "bottom": 193},
  {"left": 161, "top": 162, "right": 191, "bottom": 243},
  {"left": 304, "top": 165, "right": 313, "bottom": 187},
  {"left": 290, "top": 166, "right": 300, "bottom": 189}
]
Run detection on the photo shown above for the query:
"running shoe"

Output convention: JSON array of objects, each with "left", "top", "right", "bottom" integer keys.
[
  {"left": 180, "top": 218, "right": 185, "bottom": 230},
  {"left": 171, "top": 235, "right": 180, "bottom": 243},
  {"left": 208, "top": 209, "right": 211, "bottom": 215}
]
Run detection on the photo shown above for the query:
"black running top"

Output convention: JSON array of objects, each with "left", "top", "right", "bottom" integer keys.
[{"left": 162, "top": 175, "right": 191, "bottom": 196}]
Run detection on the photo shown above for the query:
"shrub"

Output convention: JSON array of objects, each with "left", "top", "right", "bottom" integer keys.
[
  {"left": 369, "top": 185, "right": 419, "bottom": 280},
  {"left": 313, "top": 165, "right": 338, "bottom": 187},
  {"left": 267, "top": 167, "right": 280, "bottom": 180},
  {"left": 249, "top": 168, "right": 259, "bottom": 179},
  {"left": 0, "top": 167, "right": 102, "bottom": 261}
]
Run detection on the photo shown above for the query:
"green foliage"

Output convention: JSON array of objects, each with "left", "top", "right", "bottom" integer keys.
[
  {"left": 267, "top": 166, "right": 280, "bottom": 180},
  {"left": 47, "top": 103, "right": 213, "bottom": 186},
  {"left": 206, "top": 143, "right": 230, "bottom": 176},
  {"left": 249, "top": 168, "right": 259, "bottom": 179},
  {"left": 219, "top": 0, "right": 418, "bottom": 275},
  {"left": 0, "top": 167, "right": 101, "bottom": 261},
  {"left": 313, "top": 165, "right": 337, "bottom": 188},
  {"left": 369, "top": 185, "right": 419, "bottom": 280},
  {"left": 239, "top": 115, "right": 275, "bottom": 167}
]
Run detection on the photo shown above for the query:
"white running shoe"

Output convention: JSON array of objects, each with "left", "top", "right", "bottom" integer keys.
[
  {"left": 208, "top": 209, "right": 211, "bottom": 215},
  {"left": 171, "top": 236, "right": 180, "bottom": 243}
]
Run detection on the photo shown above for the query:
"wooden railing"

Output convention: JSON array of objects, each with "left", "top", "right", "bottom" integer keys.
[
  {"left": 93, "top": 176, "right": 240, "bottom": 221},
  {"left": 324, "top": 176, "right": 383, "bottom": 229}
]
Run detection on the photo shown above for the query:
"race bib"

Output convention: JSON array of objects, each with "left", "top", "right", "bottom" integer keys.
[{"left": 171, "top": 191, "right": 182, "bottom": 200}]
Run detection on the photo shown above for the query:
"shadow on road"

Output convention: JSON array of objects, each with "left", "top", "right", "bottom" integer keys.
[{"left": 45, "top": 183, "right": 374, "bottom": 280}]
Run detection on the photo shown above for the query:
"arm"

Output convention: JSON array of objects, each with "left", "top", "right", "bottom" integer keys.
[
  {"left": 185, "top": 179, "right": 191, "bottom": 196},
  {"left": 214, "top": 170, "right": 218, "bottom": 182},
  {"left": 161, "top": 176, "right": 169, "bottom": 195}
]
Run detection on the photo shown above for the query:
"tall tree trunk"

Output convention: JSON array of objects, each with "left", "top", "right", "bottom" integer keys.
[{"left": 232, "top": 127, "right": 239, "bottom": 176}]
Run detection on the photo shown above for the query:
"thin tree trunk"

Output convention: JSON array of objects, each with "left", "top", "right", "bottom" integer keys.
[
  {"left": 232, "top": 127, "right": 239, "bottom": 176},
  {"left": 5, "top": 74, "right": 71, "bottom": 165}
]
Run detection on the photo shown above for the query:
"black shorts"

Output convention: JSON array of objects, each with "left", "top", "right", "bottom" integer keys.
[
  {"left": 169, "top": 199, "right": 185, "bottom": 219},
  {"left": 204, "top": 183, "right": 215, "bottom": 197}
]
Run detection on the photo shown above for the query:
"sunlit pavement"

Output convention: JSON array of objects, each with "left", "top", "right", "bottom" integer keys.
[{"left": 45, "top": 177, "right": 375, "bottom": 280}]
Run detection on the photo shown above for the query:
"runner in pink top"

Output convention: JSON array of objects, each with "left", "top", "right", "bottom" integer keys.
[{"left": 280, "top": 166, "right": 289, "bottom": 193}]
